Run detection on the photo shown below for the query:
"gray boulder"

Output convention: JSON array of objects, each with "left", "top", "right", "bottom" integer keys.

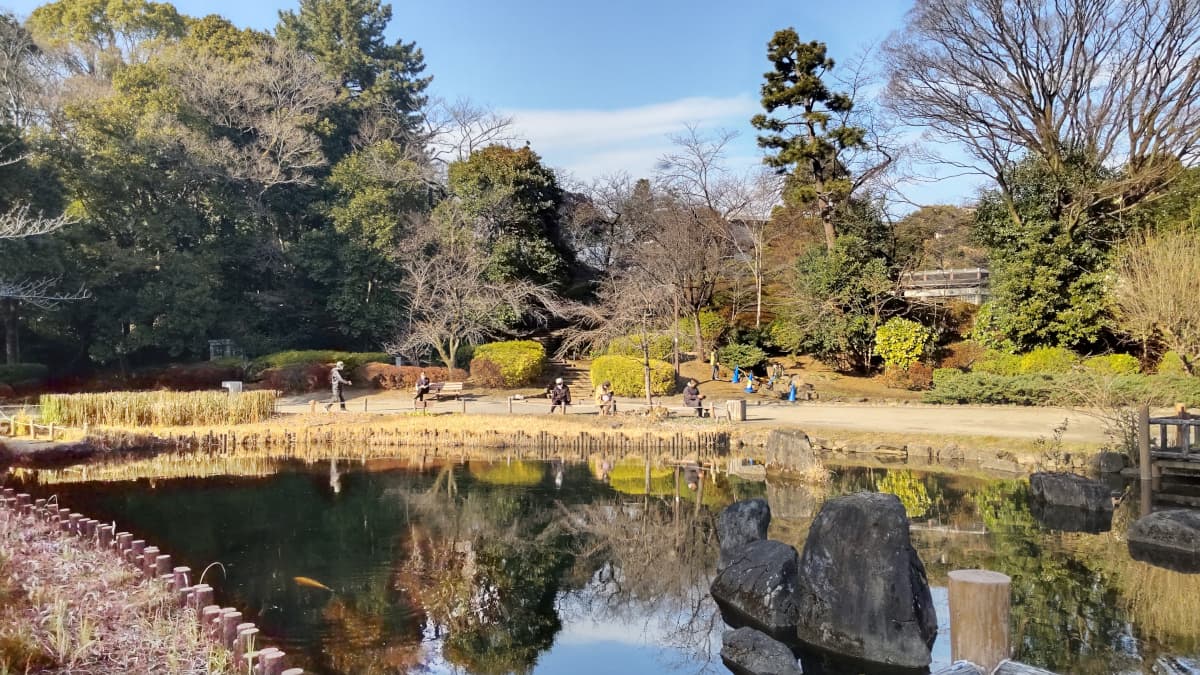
[
  {"left": 1029, "top": 472, "right": 1114, "bottom": 512},
  {"left": 1128, "top": 510, "right": 1200, "bottom": 572},
  {"left": 1089, "top": 451, "right": 1128, "bottom": 474},
  {"left": 710, "top": 539, "right": 802, "bottom": 639},
  {"left": 764, "top": 430, "right": 821, "bottom": 474},
  {"left": 718, "top": 499, "right": 771, "bottom": 570},
  {"left": 720, "top": 627, "right": 802, "bottom": 675},
  {"left": 794, "top": 492, "right": 938, "bottom": 670}
]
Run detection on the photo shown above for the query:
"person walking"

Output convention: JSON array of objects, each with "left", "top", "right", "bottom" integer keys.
[
  {"left": 709, "top": 349, "right": 720, "bottom": 381},
  {"left": 594, "top": 380, "right": 616, "bottom": 415},
  {"left": 324, "top": 360, "right": 351, "bottom": 412},
  {"left": 548, "top": 377, "right": 572, "bottom": 414},
  {"left": 414, "top": 371, "right": 431, "bottom": 402},
  {"left": 682, "top": 378, "right": 705, "bottom": 417}
]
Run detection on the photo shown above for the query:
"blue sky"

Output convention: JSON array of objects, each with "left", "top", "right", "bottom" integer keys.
[{"left": 5, "top": 0, "right": 984, "bottom": 207}]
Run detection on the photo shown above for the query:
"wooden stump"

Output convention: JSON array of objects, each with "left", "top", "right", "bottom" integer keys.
[
  {"left": 142, "top": 546, "right": 160, "bottom": 577},
  {"left": 949, "top": 569, "right": 1011, "bottom": 673},
  {"left": 129, "top": 539, "right": 146, "bottom": 563},
  {"left": 221, "top": 610, "right": 243, "bottom": 649},
  {"left": 155, "top": 554, "right": 172, "bottom": 577}
]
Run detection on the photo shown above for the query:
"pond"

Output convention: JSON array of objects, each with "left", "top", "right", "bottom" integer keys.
[{"left": 6, "top": 455, "right": 1200, "bottom": 674}]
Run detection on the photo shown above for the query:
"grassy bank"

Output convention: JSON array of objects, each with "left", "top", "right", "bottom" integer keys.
[{"left": 0, "top": 510, "right": 230, "bottom": 673}]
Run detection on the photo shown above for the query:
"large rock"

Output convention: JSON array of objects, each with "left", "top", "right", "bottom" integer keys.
[
  {"left": 764, "top": 430, "right": 822, "bottom": 474},
  {"left": 718, "top": 499, "right": 771, "bottom": 570},
  {"left": 710, "top": 539, "right": 802, "bottom": 640},
  {"left": 1029, "top": 472, "right": 1113, "bottom": 512},
  {"left": 794, "top": 492, "right": 937, "bottom": 670},
  {"left": 1128, "top": 510, "right": 1200, "bottom": 573},
  {"left": 720, "top": 627, "right": 802, "bottom": 675},
  {"left": 1089, "top": 451, "right": 1128, "bottom": 475}
]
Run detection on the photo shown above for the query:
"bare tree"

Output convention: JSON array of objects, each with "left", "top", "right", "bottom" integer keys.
[
  {"left": 386, "top": 214, "right": 562, "bottom": 369},
  {"left": 885, "top": 0, "right": 1200, "bottom": 227},
  {"left": 422, "top": 97, "right": 518, "bottom": 167},
  {"left": 1114, "top": 227, "right": 1200, "bottom": 375},
  {"left": 562, "top": 173, "right": 656, "bottom": 274}
]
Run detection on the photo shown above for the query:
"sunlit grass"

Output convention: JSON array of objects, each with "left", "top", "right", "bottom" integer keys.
[{"left": 41, "top": 391, "right": 277, "bottom": 427}]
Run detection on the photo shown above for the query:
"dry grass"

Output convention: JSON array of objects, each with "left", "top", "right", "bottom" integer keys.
[
  {"left": 41, "top": 391, "right": 277, "bottom": 428},
  {"left": 0, "top": 510, "right": 231, "bottom": 674}
]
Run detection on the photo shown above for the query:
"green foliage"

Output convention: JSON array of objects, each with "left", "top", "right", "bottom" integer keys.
[
  {"left": 41, "top": 390, "right": 276, "bottom": 426},
  {"left": 589, "top": 355, "right": 674, "bottom": 397},
  {"left": 874, "top": 317, "right": 931, "bottom": 369},
  {"left": 605, "top": 333, "right": 675, "bottom": 361},
  {"left": 973, "top": 349, "right": 1023, "bottom": 376},
  {"left": 766, "top": 318, "right": 804, "bottom": 355},
  {"left": 1157, "top": 350, "right": 1191, "bottom": 376},
  {"left": 469, "top": 340, "right": 546, "bottom": 387},
  {"left": 694, "top": 309, "right": 727, "bottom": 347},
  {"left": 1083, "top": 354, "right": 1141, "bottom": 376},
  {"left": 251, "top": 350, "right": 389, "bottom": 374},
  {"left": 782, "top": 235, "right": 898, "bottom": 371},
  {"left": 923, "top": 372, "right": 1058, "bottom": 405},
  {"left": 468, "top": 461, "right": 544, "bottom": 486},
  {"left": 924, "top": 372, "right": 1200, "bottom": 406},
  {"left": 1018, "top": 346, "right": 1080, "bottom": 374},
  {"left": 932, "top": 367, "right": 964, "bottom": 388},
  {"left": 0, "top": 363, "right": 48, "bottom": 386},
  {"left": 717, "top": 343, "right": 767, "bottom": 370},
  {"left": 974, "top": 154, "right": 1125, "bottom": 350}
]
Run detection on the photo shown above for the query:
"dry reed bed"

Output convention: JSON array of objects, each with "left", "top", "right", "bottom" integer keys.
[
  {"left": 41, "top": 391, "right": 277, "bottom": 427},
  {"left": 0, "top": 508, "right": 230, "bottom": 673}
]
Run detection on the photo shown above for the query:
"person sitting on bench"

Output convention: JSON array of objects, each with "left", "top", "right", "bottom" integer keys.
[
  {"left": 682, "top": 379, "right": 705, "bottom": 417},
  {"left": 414, "top": 371, "right": 431, "bottom": 402},
  {"left": 548, "top": 377, "right": 571, "bottom": 413},
  {"left": 595, "top": 381, "right": 616, "bottom": 415}
]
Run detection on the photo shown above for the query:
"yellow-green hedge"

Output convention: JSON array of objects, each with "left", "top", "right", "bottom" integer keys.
[
  {"left": 470, "top": 340, "right": 546, "bottom": 387},
  {"left": 41, "top": 391, "right": 277, "bottom": 427},
  {"left": 589, "top": 355, "right": 675, "bottom": 396}
]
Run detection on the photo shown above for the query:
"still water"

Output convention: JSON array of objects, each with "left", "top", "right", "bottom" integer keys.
[{"left": 8, "top": 457, "right": 1200, "bottom": 674}]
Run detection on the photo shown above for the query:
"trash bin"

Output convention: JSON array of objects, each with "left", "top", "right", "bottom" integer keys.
[
  {"left": 394, "top": 357, "right": 403, "bottom": 367},
  {"left": 221, "top": 381, "right": 243, "bottom": 394},
  {"left": 727, "top": 399, "right": 746, "bottom": 422}
]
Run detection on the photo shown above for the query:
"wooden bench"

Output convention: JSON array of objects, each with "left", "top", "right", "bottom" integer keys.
[{"left": 428, "top": 381, "right": 465, "bottom": 400}]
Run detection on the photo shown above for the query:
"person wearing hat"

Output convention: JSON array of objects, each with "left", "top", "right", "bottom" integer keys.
[
  {"left": 594, "top": 380, "right": 615, "bottom": 416},
  {"left": 324, "top": 360, "right": 351, "bottom": 412},
  {"left": 548, "top": 377, "right": 571, "bottom": 414}
]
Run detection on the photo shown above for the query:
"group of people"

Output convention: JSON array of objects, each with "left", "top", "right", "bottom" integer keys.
[
  {"left": 324, "top": 361, "right": 432, "bottom": 412},
  {"left": 545, "top": 378, "right": 615, "bottom": 415}
]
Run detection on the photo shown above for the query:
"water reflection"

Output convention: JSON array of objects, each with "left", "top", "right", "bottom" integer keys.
[{"left": 4, "top": 458, "right": 1199, "bottom": 674}]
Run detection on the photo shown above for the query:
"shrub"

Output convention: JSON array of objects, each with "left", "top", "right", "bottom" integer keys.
[
  {"left": 718, "top": 343, "right": 767, "bottom": 370},
  {"left": 766, "top": 319, "right": 804, "bottom": 355},
  {"left": 356, "top": 364, "right": 467, "bottom": 390},
  {"left": 605, "top": 333, "right": 676, "bottom": 361},
  {"left": 589, "top": 355, "right": 675, "bottom": 397},
  {"left": 1018, "top": 346, "right": 1080, "bottom": 374},
  {"left": 41, "top": 390, "right": 276, "bottom": 426},
  {"left": 250, "top": 350, "right": 390, "bottom": 375},
  {"left": 470, "top": 340, "right": 546, "bottom": 387},
  {"left": 692, "top": 309, "right": 728, "bottom": 347},
  {"left": 922, "top": 372, "right": 1057, "bottom": 405},
  {"left": 256, "top": 364, "right": 329, "bottom": 393},
  {"left": 127, "top": 363, "right": 243, "bottom": 391},
  {"left": 0, "top": 363, "right": 48, "bottom": 387},
  {"left": 938, "top": 341, "right": 984, "bottom": 370},
  {"left": 932, "top": 367, "right": 964, "bottom": 388},
  {"left": 1157, "top": 350, "right": 1192, "bottom": 377},
  {"left": 469, "top": 461, "right": 544, "bottom": 486},
  {"left": 972, "top": 349, "right": 1023, "bottom": 376},
  {"left": 875, "top": 318, "right": 931, "bottom": 370},
  {"left": 1083, "top": 353, "right": 1141, "bottom": 376},
  {"left": 887, "top": 363, "right": 933, "bottom": 391}
]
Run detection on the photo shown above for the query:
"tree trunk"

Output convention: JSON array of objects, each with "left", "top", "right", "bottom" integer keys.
[
  {"left": 672, "top": 295, "right": 681, "bottom": 377},
  {"left": 2, "top": 300, "right": 18, "bottom": 364},
  {"left": 691, "top": 313, "right": 704, "bottom": 359},
  {"left": 754, "top": 268, "right": 764, "bottom": 328},
  {"left": 640, "top": 320, "right": 652, "bottom": 405}
]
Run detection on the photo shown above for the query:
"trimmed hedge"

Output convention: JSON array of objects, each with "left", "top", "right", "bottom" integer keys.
[
  {"left": 605, "top": 333, "right": 676, "bottom": 361},
  {"left": 924, "top": 370, "right": 1200, "bottom": 406},
  {"left": 251, "top": 350, "right": 390, "bottom": 374},
  {"left": 875, "top": 317, "right": 930, "bottom": 370},
  {"left": 590, "top": 355, "right": 675, "bottom": 397},
  {"left": 1018, "top": 346, "right": 1079, "bottom": 374},
  {"left": 470, "top": 340, "right": 546, "bottom": 387},
  {"left": 972, "top": 350, "right": 1022, "bottom": 376},
  {"left": 1157, "top": 351, "right": 1192, "bottom": 376},
  {"left": 1083, "top": 353, "right": 1141, "bottom": 376},
  {"left": 358, "top": 364, "right": 467, "bottom": 389},
  {"left": 0, "top": 363, "right": 48, "bottom": 386}
]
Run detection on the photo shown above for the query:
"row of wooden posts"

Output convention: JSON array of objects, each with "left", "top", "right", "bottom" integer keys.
[
  {"left": 168, "top": 427, "right": 732, "bottom": 461},
  {"left": 0, "top": 487, "right": 303, "bottom": 675}
]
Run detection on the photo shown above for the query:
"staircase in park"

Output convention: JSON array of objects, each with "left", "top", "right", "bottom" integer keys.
[{"left": 548, "top": 358, "right": 591, "bottom": 391}]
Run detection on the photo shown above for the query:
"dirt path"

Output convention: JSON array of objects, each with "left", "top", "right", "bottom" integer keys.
[{"left": 278, "top": 391, "right": 1109, "bottom": 445}]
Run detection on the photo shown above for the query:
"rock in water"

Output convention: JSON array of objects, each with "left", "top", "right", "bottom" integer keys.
[
  {"left": 1128, "top": 510, "right": 1200, "bottom": 572},
  {"left": 721, "top": 627, "right": 802, "bottom": 675},
  {"left": 1089, "top": 451, "right": 1128, "bottom": 474},
  {"left": 764, "top": 429, "right": 821, "bottom": 474},
  {"left": 710, "top": 539, "right": 802, "bottom": 640},
  {"left": 794, "top": 492, "right": 937, "bottom": 670},
  {"left": 718, "top": 499, "right": 771, "bottom": 570},
  {"left": 1028, "top": 472, "right": 1113, "bottom": 512}
]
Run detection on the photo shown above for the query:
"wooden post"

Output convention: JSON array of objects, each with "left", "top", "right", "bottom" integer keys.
[
  {"left": 948, "top": 569, "right": 1011, "bottom": 673},
  {"left": 259, "top": 648, "right": 285, "bottom": 675},
  {"left": 155, "top": 554, "right": 172, "bottom": 577},
  {"left": 221, "top": 610, "right": 243, "bottom": 649},
  {"left": 508, "top": 397, "right": 513, "bottom": 414},
  {"left": 129, "top": 539, "right": 146, "bottom": 563},
  {"left": 309, "top": 400, "right": 316, "bottom": 414},
  {"left": 235, "top": 625, "right": 258, "bottom": 663},
  {"left": 98, "top": 525, "right": 113, "bottom": 548},
  {"left": 173, "top": 566, "right": 191, "bottom": 591},
  {"left": 194, "top": 585, "right": 214, "bottom": 612},
  {"left": 363, "top": 398, "right": 369, "bottom": 412},
  {"left": 142, "top": 546, "right": 160, "bottom": 577},
  {"left": 1138, "top": 404, "right": 1152, "bottom": 481},
  {"left": 116, "top": 532, "right": 132, "bottom": 554},
  {"left": 199, "top": 605, "right": 221, "bottom": 635}
]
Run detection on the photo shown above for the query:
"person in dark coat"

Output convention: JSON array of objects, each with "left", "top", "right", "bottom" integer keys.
[
  {"left": 414, "top": 371, "right": 431, "bottom": 402},
  {"left": 682, "top": 379, "right": 705, "bottom": 417},
  {"left": 324, "top": 361, "right": 351, "bottom": 412},
  {"left": 548, "top": 377, "right": 571, "bottom": 413}
]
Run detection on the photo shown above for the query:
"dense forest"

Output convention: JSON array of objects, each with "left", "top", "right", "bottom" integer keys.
[{"left": 1, "top": 0, "right": 1198, "bottom": 388}]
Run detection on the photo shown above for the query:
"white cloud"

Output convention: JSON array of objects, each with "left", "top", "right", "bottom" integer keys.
[{"left": 504, "top": 95, "right": 761, "bottom": 181}]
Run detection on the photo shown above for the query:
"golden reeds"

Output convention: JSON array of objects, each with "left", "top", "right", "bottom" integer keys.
[{"left": 40, "top": 391, "right": 277, "bottom": 428}]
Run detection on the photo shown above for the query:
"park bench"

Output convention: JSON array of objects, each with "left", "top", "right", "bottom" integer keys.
[{"left": 428, "top": 381, "right": 465, "bottom": 400}]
